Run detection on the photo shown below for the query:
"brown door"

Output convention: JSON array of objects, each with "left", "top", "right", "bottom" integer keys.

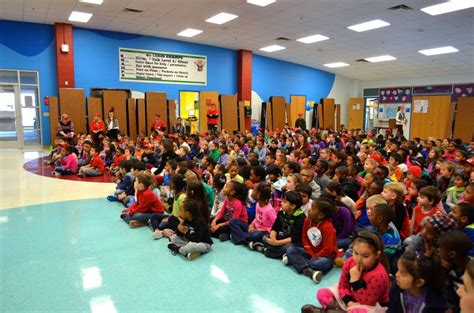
[
  {"left": 411, "top": 95, "right": 453, "bottom": 140},
  {"left": 453, "top": 97, "right": 474, "bottom": 142},
  {"left": 348, "top": 97, "right": 364, "bottom": 130}
]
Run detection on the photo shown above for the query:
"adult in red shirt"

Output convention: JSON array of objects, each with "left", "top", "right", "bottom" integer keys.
[
  {"left": 151, "top": 114, "right": 166, "bottom": 134},
  {"left": 90, "top": 113, "right": 106, "bottom": 144},
  {"left": 121, "top": 172, "right": 164, "bottom": 228},
  {"left": 206, "top": 103, "right": 219, "bottom": 135}
]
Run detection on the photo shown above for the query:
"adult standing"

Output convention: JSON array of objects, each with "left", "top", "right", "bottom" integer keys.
[
  {"left": 206, "top": 102, "right": 219, "bottom": 135},
  {"left": 57, "top": 113, "right": 75, "bottom": 143},
  {"left": 90, "top": 113, "right": 106, "bottom": 144},
  {"left": 395, "top": 106, "right": 407, "bottom": 137},
  {"left": 295, "top": 112, "right": 306, "bottom": 130},
  {"left": 105, "top": 108, "right": 120, "bottom": 140},
  {"left": 171, "top": 117, "right": 185, "bottom": 136}
]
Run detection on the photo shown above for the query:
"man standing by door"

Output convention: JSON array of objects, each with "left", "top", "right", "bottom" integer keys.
[{"left": 395, "top": 106, "right": 407, "bottom": 137}]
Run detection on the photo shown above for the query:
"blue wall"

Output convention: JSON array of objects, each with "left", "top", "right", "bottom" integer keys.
[
  {"left": 0, "top": 20, "right": 57, "bottom": 145},
  {"left": 1, "top": 21, "right": 336, "bottom": 145},
  {"left": 252, "top": 54, "right": 335, "bottom": 102}
]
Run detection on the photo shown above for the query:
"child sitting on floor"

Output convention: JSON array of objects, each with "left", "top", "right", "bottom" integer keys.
[
  {"left": 450, "top": 203, "right": 474, "bottom": 256},
  {"left": 285, "top": 199, "right": 337, "bottom": 284},
  {"left": 78, "top": 145, "right": 104, "bottom": 177},
  {"left": 245, "top": 183, "right": 276, "bottom": 249},
  {"left": 167, "top": 199, "right": 213, "bottom": 260},
  {"left": 52, "top": 144, "right": 78, "bottom": 176}
]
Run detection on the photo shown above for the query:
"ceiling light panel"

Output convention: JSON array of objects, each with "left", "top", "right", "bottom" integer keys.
[
  {"left": 421, "top": 0, "right": 474, "bottom": 16},
  {"left": 247, "top": 0, "right": 276, "bottom": 7},
  {"left": 206, "top": 12, "right": 238, "bottom": 24},
  {"left": 347, "top": 19, "right": 390, "bottom": 32},
  {"left": 79, "top": 0, "right": 104, "bottom": 4},
  {"left": 296, "top": 34, "right": 329, "bottom": 44},
  {"left": 68, "top": 11, "right": 93, "bottom": 23},
  {"left": 364, "top": 55, "right": 397, "bottom": 62},
  {"left": 323, "top": 62, "right": 349, "bottom": 68},
  {"left": 418, "top": 46, "right": 459, "bottom": 56},
  {"left": 177, "top": 28, "right": 203, "bottom": 37},
  {"left": 259, "top": 45, "right": 286, "bottom": 52}
]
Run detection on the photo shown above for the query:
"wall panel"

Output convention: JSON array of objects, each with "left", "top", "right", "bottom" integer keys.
[
  {"left": 127, "top": 98, "right": 137, "bottom": 140},
  {"left": 59, "top": 88, "right": 86, "bottom": 135},
  {"left": 453, "top": 97, "right": 474, "bottom": 142},
  {"left": 137, "top": 99, "right": 146, "bottom": 135},
  {"left": 199, "top": 91, "right": 219, "bottom": 132},
  {"left": 348, "top": 97, "right": 364, "bottom": 130},
  {"left": 168, "top": 99, "right": 177, "bottom": 131},
  {"left": 145, "top": 92, "right": 167, "bottom": 134},
  {"left": 289, "top": 95, "right": 306, "bottom": 128},
  {"left": 220, "top": 95, "right": 238, "bottom": 132},
  {"left": 103, "top": 90, "right": 128, "bottom": 135},
  {"left": 323, "top": 98, "right": 335, "bottom": 129},
  {"left": 270, "top": 96, "right": 286, "bottom": 131},
  {"left": 411, "top": 95, "right": 453, "bottom": 139},
  {"left": 49, "top": 96, "right": 59, "bottom": 144}
]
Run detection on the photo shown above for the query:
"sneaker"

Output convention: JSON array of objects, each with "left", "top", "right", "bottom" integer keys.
[
  {"left": 152, "top": 230, "right": 163, "bottom": 240},
  {"left": 167, "top": 243, "right": 180, "bottom": 255},
  {"left": 129, "top": 220, "right": 146, "bottom": 228},
  {"left": 301, "top": 304, "right": 324, "bottom": 313},
  {"left": 249, "top": 242, "right": 266, "bottom": 253},
  {"left": 334, "top": 257, "right": 345, "bottom": 268},
  {"left": 187, "top": 252, "right": 202, "bottom": 260},
  {"left": 107, "top": 195, "right": 118, "bottom": 202},
  {"left": 218, "top": 233, "right": 230, "bottom": 242},
  {"left": 303, "top": 268, "right": 323, "bottom": 283},
  {"left": 51, "top": 171, "right": 60, "bottom": 177},
  {"left": 282, "top": 254, "right": 289, "bottom": 265}
]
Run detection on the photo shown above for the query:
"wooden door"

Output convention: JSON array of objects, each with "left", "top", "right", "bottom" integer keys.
[
  {"left": 453, "top": 97, "right": 474, "bottom": 142},
  {"left": 199, "top": 91, "right": 219, "bottom": 132},
  {"left": 137, "top": 99, "right": 146, "bottom": 135},
  {"left": 348, "top": 97, "right": 364, "bottom": 130},
  {"left": 265, "top": 102, "right": 273, "bottom": 130},
  {"left": 145, "top": 92, "right": 167, "bottom": 134},
  {"left": 168, "top": 99, "right": 177, "bottom": 131},
  {"left": 289, "top": 95, "right": 306, "bottom": 128},
  {"left": 323, "top": 98, "right": 335, "bottom": 129},
  {"left": 220, "top": 95, "right": 238, "bottom": 132},
  {"left": 270, "top": 96, "right": 286, "bottom": 131},
  {"left": 127, "top": 98, "right": 137, "bottom": 139},
  {"left": 59, "top": 88, "right": 86, "bottom": 134},
  {"left": 336, "top": 104, "right": 341, "bottom": 129},
  {"left": 103, "top": 90, "right": 128, "bottom": 135},
  {"left": 411, "top": 95, "right": 453, "bottom": 140}
]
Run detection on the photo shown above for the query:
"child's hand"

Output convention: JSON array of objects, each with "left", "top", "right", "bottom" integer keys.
[
  {"left": 248, "top": 224, "right": 255, "bottom": 233},
  {"left": 117, "top": 193, "right": 126, "bottom": 201},
  {"left": 440, "top": 258, "right": 450, "bottom": 269},
  {"left": 347, "top": 301, "right": 360, "bottom": 308},
  {"left": 163, "top": 229, "right": 174, "bottom": 237},
  {"left": 265, "top": 237, "right": 278, "bottom": 246},
  {"left": 349, "top": 264, "right": 362, "bottom": 282}
]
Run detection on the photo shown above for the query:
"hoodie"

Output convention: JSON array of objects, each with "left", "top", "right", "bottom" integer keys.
[{"left": 388, "top": 283, "right": 448, "bottom": 313}]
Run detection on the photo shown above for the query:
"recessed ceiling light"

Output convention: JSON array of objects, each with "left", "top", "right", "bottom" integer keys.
[
  {"left": 79, "top": 0, "right": 103, "bottom": 4},
  {"left": 323, "top": 62, "right": 349, "bottom": 68},
  {"left": 296, "top": 34, "right": 329, "bottom": 44},
  {"left": 364, "top": 55, "right": 397, "bottom": 62},
  {"left": 68, "top": 11, "right": 93, "bottom": 23},
  {"left": 259, "top": 45, "right": 286, "bottom": 52},
  {"left": 247, "top": 0, "right": 276, "bottom": 7},
  {"left": 206, "top": 12, "right": 238, "bottom": 24},
  {"left": 177, "top": 28, "right": 203, "bottom": 37},
  {"left": 421, "top": 0, "right": 474, "bottom": 16},
  {"left": 347, "top": 19, "right": 390, "bottom": 32},
  {"left": 418, "top": 46, "right": 459, "bottom": 56}
]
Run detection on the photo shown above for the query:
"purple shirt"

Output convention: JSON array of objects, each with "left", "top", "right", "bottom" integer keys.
[{"left": 332, "top": 205, "right": 355, "bottom": 240}]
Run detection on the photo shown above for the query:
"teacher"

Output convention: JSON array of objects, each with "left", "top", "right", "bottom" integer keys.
[
  {"left": 105, "top": 108, "right": 120, "bottom": 140},
  {"left": 57, "top": 113, "right": 75, "bottom": 142},
  {"left": 395, "top": 106, "right": 407, "bottom": 137}
]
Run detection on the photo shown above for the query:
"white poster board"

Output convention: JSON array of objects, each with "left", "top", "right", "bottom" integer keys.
[
  {"left": 119, "top": 48, "right": 207, "bottom": 85},
  {"left": 413, "top": 100, "right": 429, "bottom": 113}
]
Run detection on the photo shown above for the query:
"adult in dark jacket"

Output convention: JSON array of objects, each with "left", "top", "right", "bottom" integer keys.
[
  {"left": 154, "top": 138, "right": 177, "bottom": 175},
  {"left": 171, "top": 117, "right": 185, "bottom": 136}
]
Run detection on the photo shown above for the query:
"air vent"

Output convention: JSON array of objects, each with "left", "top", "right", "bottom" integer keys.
[
  {"left": 276, "top": 37, "right": 290, "bottom": 41},
  {"left": 387, "top": 4, "right": 413, "bottom": 11},
  {"left": 356, "top": 59, "right": 369, "bottom": 63},
  {"left": 123, "top": 8, "right": 143, "bottom": 13}
]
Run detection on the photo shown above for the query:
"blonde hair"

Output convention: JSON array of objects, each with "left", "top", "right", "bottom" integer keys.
[
  {"left": 384, "top": 182, "right": 405, "bottom": 199},
  {"left": 287, "top": 173, "right": 302, "bottom": 185},
  {"left": 366, "top": 194, "right": 387, "bottom": 206}
]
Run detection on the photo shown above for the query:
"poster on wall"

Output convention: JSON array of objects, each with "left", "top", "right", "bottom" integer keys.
[
  {"left": 452, "top": 83, "right": 474, "bottom": 101},
  {"left": 414, "top": 100, "right": 428, "bottom": 113},
  {"left": 119, "top": 48, "right": 207, "bottom": 85},
  {"left": 379, "top": 87, "right": 412, "bottom": 103}
]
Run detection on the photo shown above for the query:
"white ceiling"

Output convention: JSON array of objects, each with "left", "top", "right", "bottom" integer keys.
[{"left": 1, "top": 0, "right": 474, "bottom": 81}]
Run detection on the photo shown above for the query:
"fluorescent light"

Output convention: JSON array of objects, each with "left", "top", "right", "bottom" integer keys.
[
  {"left": 323, "top": 62, "right": 349, "bottom": 68},
  {"left": 421, "top": 0, "right": 474, "bottom": 16},
  {"left": 259, "top": 45, "right": 286, "bottom": 52},
  {"left": 347, "top": 19, "right": 390, "bottom": 32},
  {"left": 364, "top": 55, "right": 397, "bottom": 62},
  {"left": 68, "top": 11, "right": 93, "bottom": 23},
  {"left": 418, "top": 46, "right": 459, "bottom": 56},
  {"left": 79, "top": 0, "right": 103, "bottom": 4},
  {"left": 247, "top": 0, "right": 276, "bottom": 7},
  {"left": 296, "top": 34, "right": 329, "bottom": 44},
  {"left": 177, "top": 28, "right": 203, "bottom": 37},
  {"left": 206, "top": 12, "right": 238, "bottom": 24}
]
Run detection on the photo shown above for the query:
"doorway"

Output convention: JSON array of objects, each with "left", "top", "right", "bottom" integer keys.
[
  {"left": 179, "top": 91, "right": 200, "bottom": 134},
  {"left": 0, "top": 70, "right": 42, "bottom": 148},
  {"left": 364, "top": 97, "right": 378, "bottom": 131}
]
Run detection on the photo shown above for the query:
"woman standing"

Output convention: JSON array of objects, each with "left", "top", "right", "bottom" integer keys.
[
  {"left": 57, "top": 113, "right": 75, "bottom": 143},
  {"left": 395, "top": 106, "right": 406, "bottom": 137},
  {"left": 105, "top": 108, "right": 120, "bottom": 140}
]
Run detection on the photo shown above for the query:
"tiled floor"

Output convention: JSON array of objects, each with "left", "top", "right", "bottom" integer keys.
[{"left": 0, "top": 149, "right": 341, "bottom": 313}]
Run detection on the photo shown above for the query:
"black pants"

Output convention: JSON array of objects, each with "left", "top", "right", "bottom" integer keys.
[
  {"left": 207, "top": 124, "right": 217, "bottom": 135},
  {"left": 396, "top": 124, "right": 404, "bottom": 137},
  {"left": 107, "top": 129, "right": 120, "bottom": 141}
]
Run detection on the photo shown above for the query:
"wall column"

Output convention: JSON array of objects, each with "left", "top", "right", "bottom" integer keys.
[
  {"left": 237, "top": 49, "right": 252, "bottom": 129},
  {"left": 54, "top": 23, "right": 75, "bottom": 89}
]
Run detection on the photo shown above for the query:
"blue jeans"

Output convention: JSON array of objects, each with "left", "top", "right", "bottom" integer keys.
[
  {"left": 246, "top": 230, "right": 266, "bottom": 243},
  {"left": 149, "top": 213, "right": 170, "bottom": 231},
  {"left": 229, "top": 219, "right": 249, "bottom": 245},
  {"left": 337, "top": 237, "right": 353, "bottom": 249},
  {"left": 121, "top": 212, "right": 152, "bottom": 224},
  {"left": 286, "top": 245, "right": 334, "bottom": 273},
  {"left": 55, "top": 166, "right": 74, "bottom": 175}
]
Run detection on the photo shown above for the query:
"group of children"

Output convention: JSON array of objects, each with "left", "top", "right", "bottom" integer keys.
[{"left": 48, "top": 124, "right": 474, "bottom": 312}]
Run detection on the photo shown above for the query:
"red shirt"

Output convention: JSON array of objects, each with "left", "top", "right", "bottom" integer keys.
[
  {"left": 90, "top": 155, "right": 105, "bottom": 174},
  {"left": 411, "top": 204, "right": 441, "bottom": 234},
  {"left": 207, "top": 108, "right": 219, "bottom": 125},
  {"left": 128, "top": 188, "right": 164, "bottom": 216},
  {"left": 112, "top": 155, "right": 126, "bottom": 167},
  {"left": 302, "top": 218, "right": 337, "bottom": 259},
  {"left": 151, "top": 120, "right": 166, "bottom": 131},
  {"left": 90, "top": 121, "right": 105, "bottom": 133}
]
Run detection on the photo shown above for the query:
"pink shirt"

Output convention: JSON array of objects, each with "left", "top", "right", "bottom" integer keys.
[
  {"left": 252, "top": 203, "right": 277, "bottom": 233},
  {"left": 216, "top": 198, "right": 247, "bottom": 225},
  {"left": 62, "top": 153, "right": 78, "bottom": 173}
]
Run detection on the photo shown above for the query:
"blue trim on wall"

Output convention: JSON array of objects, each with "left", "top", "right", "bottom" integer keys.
[
  {"left": 0, "top": 21, "right": 57, "bottom": 145},
  {"left": 252, "top": 54, "right": 335, "bottom": 102}
]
